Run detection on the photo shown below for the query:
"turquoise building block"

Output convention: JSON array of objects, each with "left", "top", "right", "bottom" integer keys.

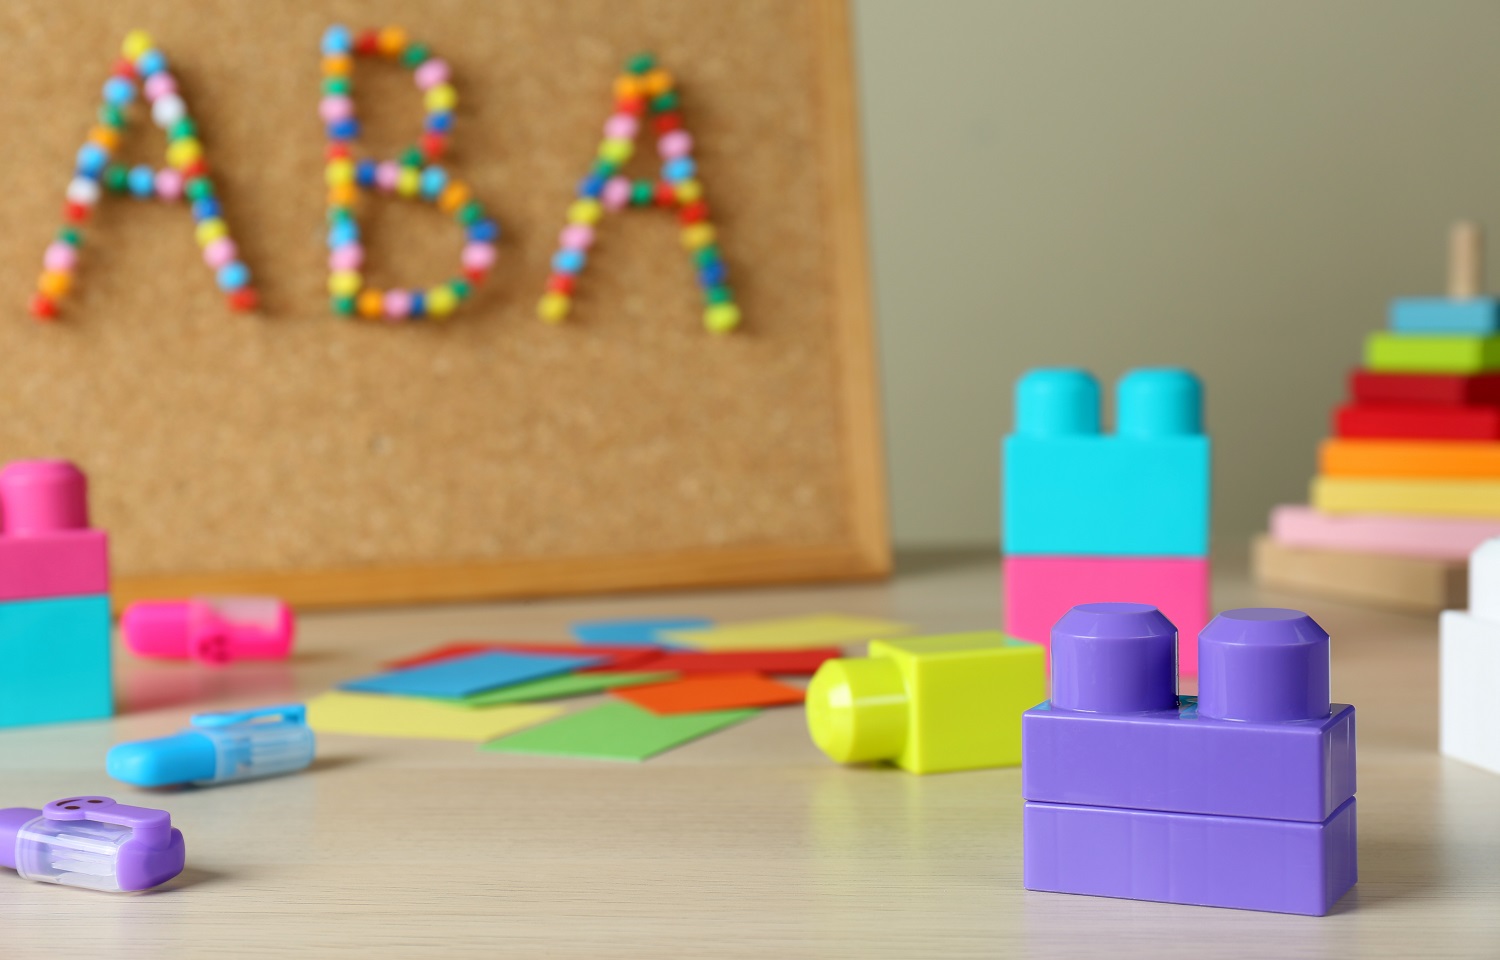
[
  {"left": 0, "top": 594, "right": 112, "bottom": 728},
  {"left": 1389, "top": 298, "right": 1500, "bottom": 335},
  {"left": 1002, "top": 368, "right": 1210, "bottom": 556}
]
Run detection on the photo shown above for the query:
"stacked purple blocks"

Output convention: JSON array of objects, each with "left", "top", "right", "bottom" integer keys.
[{"left": 1022, "top": 602, "right": 1358, "bottom": 915}]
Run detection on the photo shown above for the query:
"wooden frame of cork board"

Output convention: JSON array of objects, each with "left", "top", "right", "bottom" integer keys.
[{"left": 0, "top": 0, "right": 889, "bottom": 609}]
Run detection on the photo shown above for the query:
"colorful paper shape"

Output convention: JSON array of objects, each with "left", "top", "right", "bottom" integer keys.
[
  {"left": 643, "top": 648, "right": 841, "bottom": 675},
  {"left": 385, "top": 641, "right": 660, "bottom": 672},
  {"left": 481, "top": 701, "right": 756, "bottom": 762},
  {"left": 307, "top": 691, "right": 560, "bottom": 742},
  {"left": 662, "top": 614, "right": 909, "bottom": 652},
  {"left": 613, "top": 672, "right": 804, "bottom": 715},
  {"left": 445, "top": 671, "right": 677, "bottom": 707},
  {"left": 341, "top": 650, "right": 600, "bottom": 698},
  {"left": 570, "top": 617, "right": 713, "bottom": 647}
]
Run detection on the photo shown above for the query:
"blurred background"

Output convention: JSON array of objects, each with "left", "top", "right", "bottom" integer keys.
[{"left": 857, "top": 0, "right": 1500, "bottom": 553}]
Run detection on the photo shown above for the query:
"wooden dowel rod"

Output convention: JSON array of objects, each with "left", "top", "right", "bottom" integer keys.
[{"left": 1449, "top": 221, "right": 1483, "bottom": 299}]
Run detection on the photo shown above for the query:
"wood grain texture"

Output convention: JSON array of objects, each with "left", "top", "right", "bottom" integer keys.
[
  {"left": 0, "top": 0, "right": 888, "bottom": 606},
  {"left": 1253, "top": 534, "right": 1467, "bottom": 613},
  {"left": 0, "top": 554, "right": 1496, "bottom": 959}
]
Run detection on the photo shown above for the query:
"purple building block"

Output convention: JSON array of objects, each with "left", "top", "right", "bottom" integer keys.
[
  {"left": 1022, "top": 603, "right": 1358, "bottom": 915},
  {"left": 1024, "top": 698, "right": 1354, "bottom": 821},
  {"left": 1024, "top": 605, "right": 1355, "bottom": 821},
  {"left": 1024, "top": 797, "right": 1357, "bottom": 916}
]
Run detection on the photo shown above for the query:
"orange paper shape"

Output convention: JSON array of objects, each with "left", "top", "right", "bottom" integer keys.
[{"left": 613, "top": 672, "right": 804, "bottom": 716}]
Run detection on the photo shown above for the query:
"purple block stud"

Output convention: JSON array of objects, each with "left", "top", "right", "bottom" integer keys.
[
  {"left": 1049, "top": 602, "right": 1177, "bottom": 714},
  {"left": 1198, "top": 607, "right": 1330, "bottom": 722}
]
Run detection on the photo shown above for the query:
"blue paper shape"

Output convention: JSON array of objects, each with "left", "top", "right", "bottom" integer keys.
[
  {"left": 570, "top": 617, "right": 714, "bottom": 647},
  {"left": 340, "top": 651, "right": 601, "bottom": 699}
]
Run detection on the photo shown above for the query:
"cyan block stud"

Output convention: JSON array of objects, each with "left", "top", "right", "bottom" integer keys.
[
  {"left": 1117, "top": 368, "right": 1201, "bottom": 438},
  {"left": 1197, "top": 608, "right": 1330, "bottom": 723},
  {"left": 1016, "top": 369, "right": 1099, "bottom": 437},
  {"left": 1050, "top": 602, "right": 1178, "bottom": 713}
]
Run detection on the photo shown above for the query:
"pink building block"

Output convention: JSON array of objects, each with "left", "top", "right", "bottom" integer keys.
[
  {"left": 1002, "top": 555, "right": 1210, "bottom": 676},
  {"left": 1270, "top": 504, "right": 1500, "bottom": 561},
  {"left": 0, "top": 460, "right": 108, "bottom": 600},
  {"left": 0, "top": 531, "right": 108, "bottom": 601}
]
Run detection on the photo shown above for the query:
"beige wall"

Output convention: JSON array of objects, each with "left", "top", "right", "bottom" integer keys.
[{"left": 855, "top": 0, "right": 1500, "bottom": 551}]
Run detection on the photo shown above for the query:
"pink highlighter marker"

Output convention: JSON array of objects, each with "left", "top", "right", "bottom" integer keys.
[{"left": 122, "top": 597, "right": 295, "bottom": 666}]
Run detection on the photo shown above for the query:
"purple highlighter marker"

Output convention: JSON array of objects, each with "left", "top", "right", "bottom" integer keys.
[{"left": 0, "top": 797, "right": 184, "bottom": 892}]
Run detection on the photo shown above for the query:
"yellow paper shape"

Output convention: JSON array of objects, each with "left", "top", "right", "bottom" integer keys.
[
  {"left": 307, "top": 691, "right": 562, "bottom": 742},
  {"left": 662, "top": 614, "right": 911, "bottom": 652}
]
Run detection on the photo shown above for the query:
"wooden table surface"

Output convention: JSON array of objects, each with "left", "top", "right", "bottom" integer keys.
[{"left": 0, "top": 550, "right": 1496, "bottom": 959}]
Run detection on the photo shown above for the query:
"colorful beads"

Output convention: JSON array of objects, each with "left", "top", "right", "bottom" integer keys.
[
  {"left": 30, "top": 30, "right": 254, "bottom": 320},
  {"left": 538, "top": 53, "right": 740, "bottom": 333},
  {"left": 321, "top": 24, "right": 496, "bottom": 324}
]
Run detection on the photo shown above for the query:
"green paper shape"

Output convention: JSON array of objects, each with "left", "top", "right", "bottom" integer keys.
[
  {"left": 481, "top": 701, "right": 756, "bottom": 762},
  {"left": 441, "top": 671, "right": 676, "bottom": 707}
]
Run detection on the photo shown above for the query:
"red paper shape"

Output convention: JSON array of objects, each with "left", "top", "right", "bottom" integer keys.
[
  {"left": 613, "top": 672, "right": 805, "bottom": 715},
  {"left": 642, "top": 648, "right": 842, "bottom": 676}
]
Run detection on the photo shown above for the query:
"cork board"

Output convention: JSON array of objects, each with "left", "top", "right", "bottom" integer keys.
[{"left": 0, "top": 0, "right": 887, "bottom": 608}]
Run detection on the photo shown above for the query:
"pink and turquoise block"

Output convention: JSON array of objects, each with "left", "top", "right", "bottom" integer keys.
[
  {"left": 1001, "top": 368, "right": 1211, "bottom": 676},
  {"left": 0, "top": 460, "right": 113, "bottom": 727}
]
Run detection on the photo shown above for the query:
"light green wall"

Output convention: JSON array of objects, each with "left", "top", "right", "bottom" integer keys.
[{"left": 855, "top": 0, "right": 1500, "bottom": 549}]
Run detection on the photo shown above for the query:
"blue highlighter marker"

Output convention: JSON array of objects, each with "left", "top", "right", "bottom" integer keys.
[{"left": 107, "top": 704, "right": 315, "bottom": 789}]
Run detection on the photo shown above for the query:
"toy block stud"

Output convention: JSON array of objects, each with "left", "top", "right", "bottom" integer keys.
[
  {"left": 805, "top": 631, "right": 1045, "bottom": 774},
  {"left": 1117, "top": 367, "right": 1202, "bottom": 438},
  {"left": 1197, "top": 608, "right": 1329, "bottom": 723},
  {"left": 1014, "top": 368, "right": 1100, "bottom": 437},
  {"left": 1048, "top": 602, "right": 1177, "bottom": 713},
  {"left": 0, "top": 460, "right": 89, "bottom": 535},
  {"left": 1023, "top": 603, "right": 1357, "bottom": 915}
]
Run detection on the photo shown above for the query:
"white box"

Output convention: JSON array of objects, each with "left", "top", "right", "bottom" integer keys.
[
  {"left": 1440, "top": 610, "right": 1500, "bottom": 776},
  {"left": 1470, "top": 539, "right": 1500, "bottom": 622}
]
